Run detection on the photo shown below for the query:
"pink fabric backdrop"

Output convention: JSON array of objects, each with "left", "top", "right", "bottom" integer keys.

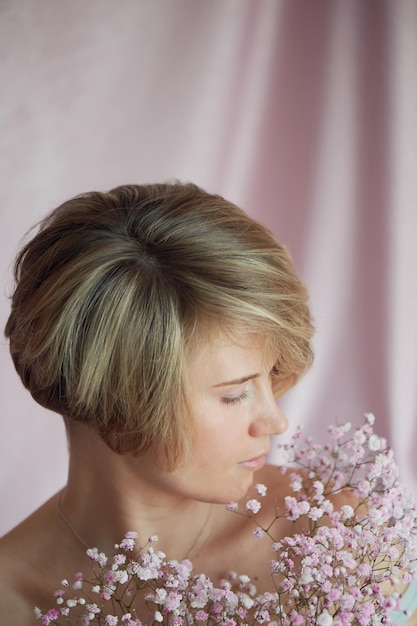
[{"left": 1, "top": 0, "right": 417, "bottom": 536}]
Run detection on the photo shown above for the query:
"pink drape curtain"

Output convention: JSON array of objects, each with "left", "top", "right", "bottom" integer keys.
[{"left": 1, "top": 0, "right": 416, "bottom": 536}]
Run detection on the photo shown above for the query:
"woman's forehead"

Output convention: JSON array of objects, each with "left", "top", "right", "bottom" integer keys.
[{"left": 188, "top": 327, "right": 277, "bottom": 373}]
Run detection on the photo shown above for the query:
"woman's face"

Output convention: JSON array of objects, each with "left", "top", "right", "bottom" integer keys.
[{"left": 135, "top": 330, "right": 289, "bottom": 505}]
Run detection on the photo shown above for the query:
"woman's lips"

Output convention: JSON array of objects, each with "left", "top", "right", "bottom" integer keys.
[{"left": 239, "top": 454, "right": 267, "bottom": 470}]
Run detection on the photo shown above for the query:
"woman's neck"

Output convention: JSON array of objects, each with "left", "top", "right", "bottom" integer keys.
[{"left": 62, "top": 425, "right": 215, "bottom": 561}]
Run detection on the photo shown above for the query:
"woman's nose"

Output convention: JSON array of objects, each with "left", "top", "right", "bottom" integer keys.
[{"left": 249, "top": 399, "right": 288, "bottom": 438}]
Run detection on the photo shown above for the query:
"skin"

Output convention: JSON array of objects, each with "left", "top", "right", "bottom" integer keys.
[{"left": 0, "top": 331, "right": 416, "bottom": 624}]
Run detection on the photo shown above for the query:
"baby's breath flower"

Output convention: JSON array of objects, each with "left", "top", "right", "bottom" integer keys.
[
  {"left": 313, "top": 480, "right": 324, "bottom": 496},
  {"left": 246, "top": 499, "right": 261, "bottom": 514},
  {"left": 340, "top": 505, "right": 354, "bottom": 520},
  {"left": 317, "top": 609, "right": 333, "bottom": 626},
  {"left": 36, "top": 415, "right": 417, "bottom": 626},
  {"left": 255, "top": 483, "right": 267, "bottom": 497},
  {"left": 34, "top": 607, "right": 42, "bottom": 619},
  {"left": 290, "top": 473, "right": 303, "bottom": 491},
  {"left": 308, "top": 506, "right": 323, "bottom": 521},
  {"left": 365, "top": 412, "right": 376, "bottom": 425},
  {"left": 368, "top": 434, "right": 381, "bottom": 451},
  {"left": 195, "top": 610, "right": 209, "bottom": 621}
]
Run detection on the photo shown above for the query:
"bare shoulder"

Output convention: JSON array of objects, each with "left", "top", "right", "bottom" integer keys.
[
  {"left": 0, "top": 493, "right": 65, "bottom": 624},
  {"left": 0, "top": 580, "right": 36, "bottom": 625},
  {"left": 0, "top": 529, "right": 41, "bottom": 625}
]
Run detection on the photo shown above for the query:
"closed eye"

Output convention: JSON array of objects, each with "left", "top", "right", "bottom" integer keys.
[{"left": 221, "top": 390, "right": 250, "bottom": 405}]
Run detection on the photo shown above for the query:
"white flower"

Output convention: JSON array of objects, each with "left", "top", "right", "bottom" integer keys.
[
  {"left": 253, "top": 527, "right": 264, "bottom": 539},
  {"left": 255, "top": 483, "right": 267, "bottom": 496},
  {"left": 365, "top": 412, "right": 376, "bottom": 425},
  {"left": 36, "top": 415, "right": 417, "bottom": 626},
  {"left": 341, "top": 504, "right": 354, "bottom": 520},
  {"left": 290, "top": 473, "right": 303, "bottom": 491},
  {"left": 317, "top": 609, "right": 333, "bottom": 626},
  {"left": 246, "top": 499, "right": 261, "bottom": 514},
  {"left": 313, "top": 480, "right": 325, "bottom": 496},
  {"left": 115, "top": 570, "right": 129, "bottom": 584},
  {"left": 369, "top": 434, "right": 381, "bottom": 451},
  {"left": 299, "top": 567, "right": 314, "bottom": 585},
  {"left": 308, "top": 506, "right": 323, "bottom": 521},
  {"left": 241, "top": 595, "right": 254, "bottom": 609}
]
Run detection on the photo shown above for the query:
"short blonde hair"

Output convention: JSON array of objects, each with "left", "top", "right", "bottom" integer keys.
[{"left": 5, "top": 183, "right": 313, "bottom": 468}]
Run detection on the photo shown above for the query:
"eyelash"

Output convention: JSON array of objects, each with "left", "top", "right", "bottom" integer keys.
[
  {"left": 221, "top": 366, "right": 280, "bottom": 405},
  {"left": 221, "top": 390, "right": 250, "bottom": 405}
]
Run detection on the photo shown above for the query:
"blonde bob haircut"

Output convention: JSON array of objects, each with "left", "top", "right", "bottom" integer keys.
[{"left": 5, "top": 182, "right": 314, "bottom": 469}]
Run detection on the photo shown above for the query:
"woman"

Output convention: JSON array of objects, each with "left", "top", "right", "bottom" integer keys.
[{"left": 0, "top": 182, "right": 415, "bottom": 624}]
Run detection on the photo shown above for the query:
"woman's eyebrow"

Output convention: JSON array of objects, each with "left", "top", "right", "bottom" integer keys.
[{"left": 212, "top": 373, "right": 259, "bottom": 388}]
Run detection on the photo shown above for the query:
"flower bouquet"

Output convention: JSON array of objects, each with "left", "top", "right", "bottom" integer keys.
[{"left": 36, "top": 414, "right": 417, "bottom": 625}]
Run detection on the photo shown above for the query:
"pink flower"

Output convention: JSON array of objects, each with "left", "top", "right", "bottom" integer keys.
[
  {"left": 313, "top": 480, "right": 324, "bottom": 496},
  {"left": 290, "top": 612, "right": 306, "bottom": 625},
  {"left": 246, "top": 499, "right": 261, "bottom": 514},
  {"left": 164, "top": 591, "right": 183, "bottom": 611},
  {"left": 328, "top": 588, "right": 341, "bottom": 602},
  {"left": 36, "top": 415, "right": 417, "bottom": 626},
  {"left": 340, "top": 505, "right": 354, "bottom": 520},
  {"left": 255, "top": 483, "right": 267, "bottom": 496},
  {"left": 285, "top": 496, "right": 310, "bottom": 520},
  {"left": 195, "top": 610, "right": 209, "bottom": 621},
  {"left": 112, "top": 554, "right": 126, "bottom": 568},
  {"left": 308, "top": 506, "right": 323, "bottom": 521},
  {"left": 290, "top": 473, "right": 303, "bottom": 491},
  {"left": 46, "top": 609, "right": 59, "bottom": 620}
]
